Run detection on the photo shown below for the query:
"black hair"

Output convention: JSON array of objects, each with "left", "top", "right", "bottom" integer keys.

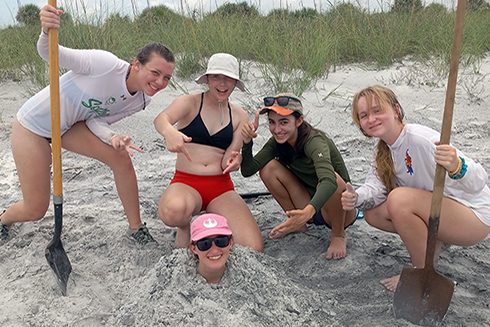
[{"left": 136, "top": 43, "right": 175, "bottom": 65}]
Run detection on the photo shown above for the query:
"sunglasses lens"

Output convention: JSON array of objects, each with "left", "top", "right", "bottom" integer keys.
[
  {"left": 276, "top": 96, "right": 290, "bottom": 106},
  {"left": 263, "top": 97, "right": 275, "bottom": 106},
  {"left": 214, "top": 235, "right": 231, "bottom": 248},
  {"left": 196, "top": 239, "right": 212, "bottom": 251},
  {"left": 195, "top": 235, "right": 231, "bottom": 251}
]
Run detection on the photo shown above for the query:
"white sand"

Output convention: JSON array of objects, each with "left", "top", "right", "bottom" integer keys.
[{"left": 1, "top": 56, "right": 489, "bottom": 326}]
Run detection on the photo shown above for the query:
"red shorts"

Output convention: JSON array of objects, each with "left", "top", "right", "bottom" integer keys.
[{"left": 170, "top": 170, "right": 235, "bottom": 210}]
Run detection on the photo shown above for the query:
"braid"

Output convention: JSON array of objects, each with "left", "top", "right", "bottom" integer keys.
[{"left": 375, "top": 140, "right": 397, "bottom": 192}]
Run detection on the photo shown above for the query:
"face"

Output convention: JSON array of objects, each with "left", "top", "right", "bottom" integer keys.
[
  {"left": 191, "top": 235, "right": 233, "bottom": 272},
  {"left": 207, "top": 74, "right": 237, "bottom": 101},
  {"left": 356, "top": 96, "right": 403, "bottom": 145},
  {"left": 134, "top": 53, "right": 174, "bottom": 96},
  {"left": 267, "top": 111, "right": 303, "bottom": 146}
]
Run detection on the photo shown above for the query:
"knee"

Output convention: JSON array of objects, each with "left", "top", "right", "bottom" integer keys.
[
  {"left": 386, "top": 187, "right": 411, "bottom": 220},
  {"left": 158, "top": 199, "right": 187, "bottom": 227},
  {"left": 109, "top": 151, "right": 134, "bottom": 173},
  {"left": 259, "top": 160, "right": 280, "bottom": 181}
]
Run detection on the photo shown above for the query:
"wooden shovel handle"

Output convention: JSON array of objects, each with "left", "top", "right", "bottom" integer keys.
[
  {"left": 48, "top": 0, "right": 62, "bottom": 198},
  {"left": 426, "top": 0, "right": 467, "bottom": 269}
]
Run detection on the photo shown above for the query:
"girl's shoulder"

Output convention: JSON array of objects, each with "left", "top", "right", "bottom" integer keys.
[{"left": 404, "top": 123, "right": 439, "bottom": 141}]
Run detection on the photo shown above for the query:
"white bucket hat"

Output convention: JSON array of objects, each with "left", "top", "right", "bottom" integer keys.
[{"left": 195, "top": 53, "right": 245, "bottom": 92}]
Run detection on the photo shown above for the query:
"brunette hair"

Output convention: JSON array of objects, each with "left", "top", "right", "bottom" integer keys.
[
  {"left": 352, "top": 85, "right": 404, "bottom": 192},
  {"left": 136, "top": 43, "right": 175, "bottom": 65},
  {"left": 276, "top": 111, "right": 326, "bottom": 163}
]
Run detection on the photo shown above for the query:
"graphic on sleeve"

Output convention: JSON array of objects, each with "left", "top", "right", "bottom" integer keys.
[
  {"left": 405, "top": 149, "right": 414, "bottom": 175},
  {"left": 317, "top": 152, "right": 323, "bottom": 158},
  {"left": 105, "top": 97, "right": 116, "bottom": 105},
  {"left": 82, "top": 98, "right": 109, "bottom": 117}
]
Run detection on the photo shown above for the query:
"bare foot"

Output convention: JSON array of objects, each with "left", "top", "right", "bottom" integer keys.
[
  {"left": 174, "top": 227, "right": 190, "bottom": 248},
  {"left": 325, "top": 236, "right": 347, "bottom": 259},
  {"left": 269, "top": 224, "right": 306, "bottom": 239},
  {"left": 380, "top": 275, "right": 400, "bottom": 292}
]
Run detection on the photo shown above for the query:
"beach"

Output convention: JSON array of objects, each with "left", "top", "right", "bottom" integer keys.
[{"left": 1, "top": 56, "right": 489, "bottom": 327}]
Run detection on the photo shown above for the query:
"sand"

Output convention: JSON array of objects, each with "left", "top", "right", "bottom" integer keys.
[{"left": 1, "top": 56, "right": 489, "bottom": 327}]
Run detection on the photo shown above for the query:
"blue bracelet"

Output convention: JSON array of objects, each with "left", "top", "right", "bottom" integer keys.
[{"left": 449, "top": 157, "right": 467, "bottom": 180}]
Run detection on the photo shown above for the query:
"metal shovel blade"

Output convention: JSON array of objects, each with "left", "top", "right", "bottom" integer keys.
[
  {"left": 394, "top": 266, "right": 454, "bottom": 326},
  {"left": 45, "top": 202, "right": 72, "bottom": 296},
  {"left": 45, "top": 238, "right": 72, "bottom": 296}
]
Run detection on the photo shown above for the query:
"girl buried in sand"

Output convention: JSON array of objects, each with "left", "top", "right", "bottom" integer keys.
[
  {"left": 241, "top": 93, "right": 357, "bottom": 259},
  {"left": 342, "top": 85, "right": 490, "bottom": 291},
  {"left": 190, "top": 213, "right": 234, "bottom": 284}
]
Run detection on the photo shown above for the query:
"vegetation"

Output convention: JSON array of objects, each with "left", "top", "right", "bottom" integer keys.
[{"left": 1, "top": 1, "right": 489, "bottom": 95}]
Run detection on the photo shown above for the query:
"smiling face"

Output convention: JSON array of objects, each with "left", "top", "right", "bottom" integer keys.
[
  {"left": 191, "top": 234, "right": 233, "bottom": 274},
  {"left": 206, "top": 74, "right": 237, "bottom": 101},
  {"left": 356, "top": 95, "right": 403, "bottom": 145},
  {"left": 133, "top": 53, "right": 174, "bottom": 96},
  {"left": 267, "top": 111, "right": 303, "bottom": 146}
]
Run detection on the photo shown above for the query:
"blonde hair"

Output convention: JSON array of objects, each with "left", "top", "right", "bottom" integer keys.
[{"left": 352, "top": 85, "right": 404, "bottom": 192}]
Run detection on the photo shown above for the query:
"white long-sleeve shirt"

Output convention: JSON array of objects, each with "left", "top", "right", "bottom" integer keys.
[
  {"left": 356, "top": 124, "right": 490, "bottom": 226},
  {"left": 17, "top": 31, "right": 151, "bottom": 144}
]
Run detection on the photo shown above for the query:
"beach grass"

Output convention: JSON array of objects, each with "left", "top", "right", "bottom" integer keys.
[{"left": 0, "top": 1, "right": 489, "bottom": 95}]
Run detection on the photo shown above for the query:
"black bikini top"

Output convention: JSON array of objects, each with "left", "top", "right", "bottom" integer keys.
[{"left": 178, "top": 93, "right": 233, "bottom": 150}]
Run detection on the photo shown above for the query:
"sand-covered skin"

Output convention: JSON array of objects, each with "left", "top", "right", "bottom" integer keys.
[{"left": 1, "top": 57, "right": 489, "bottom": 326}]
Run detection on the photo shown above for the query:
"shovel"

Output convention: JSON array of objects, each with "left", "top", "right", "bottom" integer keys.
[
  {"left": 44, "top": 0, "right": 72, "bottom": 296},
  {"left": 393, "top": 0, "right": 466, "bottom": 324}
]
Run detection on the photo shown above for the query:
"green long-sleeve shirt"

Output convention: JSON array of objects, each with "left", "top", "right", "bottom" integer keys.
[{"left": 241, "top": 132, "right": 351, "bottom": 211}]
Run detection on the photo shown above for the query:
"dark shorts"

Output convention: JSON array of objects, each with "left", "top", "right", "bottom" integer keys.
[
  {"left": 45, "top": 137, "right": 52, "bottom": 143},
  {"left": 310, "top": 208, "right": 360, "bottom": 229}
]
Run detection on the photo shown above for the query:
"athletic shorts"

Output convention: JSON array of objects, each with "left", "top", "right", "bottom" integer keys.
[
  {"left": 310, "top": 208, "right": 359, "bottom": 229},
  {"left": 170, "top": 170, "right": 235, "bottom": 210}
]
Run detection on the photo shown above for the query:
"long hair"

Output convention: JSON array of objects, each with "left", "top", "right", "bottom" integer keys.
[
  {"left": 276, "top": 112, "right": 326, "bottom": 163},
  {"left": 352, "top": 85, "right": 404, "bottom": 192}
]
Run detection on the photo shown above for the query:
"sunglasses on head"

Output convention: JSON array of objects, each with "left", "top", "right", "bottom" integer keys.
[
  {"left": 263, "top": 96, "right": 300, "bottom": 107},
  {"left": 194, "top": 235, "right": 231, "bottom": 251}
]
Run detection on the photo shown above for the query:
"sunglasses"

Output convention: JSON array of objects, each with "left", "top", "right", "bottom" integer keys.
[
  {"left": 263, "top": 96, "right": 301, "bottom": 107},
  {"left": 194, "top": 235, "right": 231, "bottom": 251}
]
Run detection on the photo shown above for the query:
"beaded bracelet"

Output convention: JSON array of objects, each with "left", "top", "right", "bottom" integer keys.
[{"left": 449, "top": 156, "right": 467, "bottom": 180}]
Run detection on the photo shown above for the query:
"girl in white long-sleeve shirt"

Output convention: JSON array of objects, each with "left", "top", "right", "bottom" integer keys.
[
  {"left": 341, "top": 85, "right": 490, "bottom": 292},
  {"left": 0, "top": 5, "right": 175, "bottom": 245}
]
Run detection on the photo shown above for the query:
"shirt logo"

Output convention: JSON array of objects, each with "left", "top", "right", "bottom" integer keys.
[
  {"left": 405, "top": 149, "right": 414, "bottom": 175},
  {"left": 82, "top": 98, "right": 109, "bottom": 117},
  {"left": 318, "top": 152, "right": 323, "bottom": 158}
]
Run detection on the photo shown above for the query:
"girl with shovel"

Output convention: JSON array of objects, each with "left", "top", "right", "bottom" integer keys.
[
  {"left": 341, "top": 85, "right": 490, "bottom": 291},
  {"left": 0, "top": 5, "right": 175, "bottom": 244}
]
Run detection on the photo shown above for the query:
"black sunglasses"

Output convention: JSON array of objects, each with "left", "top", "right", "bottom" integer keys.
[
  {"left": 263, "top": 96, "right": 301, "bottom": 107},
  {"left": 194, "top": 235, "right": 231, "bottom": 251}
]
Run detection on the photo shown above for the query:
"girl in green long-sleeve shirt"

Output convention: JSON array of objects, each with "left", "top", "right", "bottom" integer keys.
[{"left": 241, "top": 93, "right": 357, "bottom": 259}]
